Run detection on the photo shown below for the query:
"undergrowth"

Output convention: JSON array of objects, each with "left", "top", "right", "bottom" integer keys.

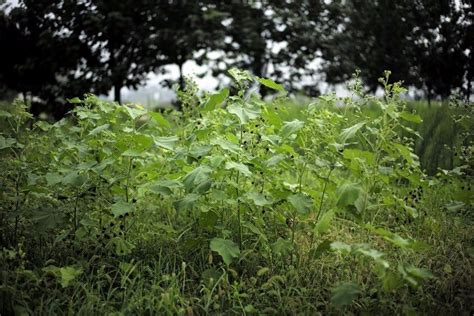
[{"left": 0, "top": 70, "right": 473, "bottom": 315}]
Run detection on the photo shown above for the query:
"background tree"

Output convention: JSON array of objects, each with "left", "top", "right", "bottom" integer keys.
[
  {"left": 152, "top": 1, "right": 227, "bottom": 91},
  {"left": 319, "top": 0, "right": 420, "bottom": 92},
  {"left": 412, "top": 0, "right": 472, "bottom": 103},
  {"left": 66, "top": 0, "right": 160, "bottom": 104},
  {"left": 0, "top": 1, "right": 96, "bottom": 117},
  {"left": 270, "top": 0, "right": 325, "bottom": 95}
]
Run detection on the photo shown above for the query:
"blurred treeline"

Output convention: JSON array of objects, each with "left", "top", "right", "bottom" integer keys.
[{"left": 0, "top": 0, "right": 472, "bottom": 118}]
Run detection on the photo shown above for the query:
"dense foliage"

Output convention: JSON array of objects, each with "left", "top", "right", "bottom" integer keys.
[
  {"left": 0, "top": 0, "right": 471, "bottom": 115},
  {"left": 0, "top": 71, "right": 473, "bottom": 314}
]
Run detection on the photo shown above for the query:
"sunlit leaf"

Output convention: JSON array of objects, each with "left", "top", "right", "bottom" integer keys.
[
  {"left": 257, "top": 77, "right": 286, "bottom": 92},
  {"left": 225, "top": 161, "right": 252, "bottom": 177},
  {"left": 202, "top": 88, "right": 229, "bottom": 111}
]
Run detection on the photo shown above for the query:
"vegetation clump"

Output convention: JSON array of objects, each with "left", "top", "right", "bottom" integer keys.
[{"left": 0, "top": 70, "right": 473, "bottom": 314}]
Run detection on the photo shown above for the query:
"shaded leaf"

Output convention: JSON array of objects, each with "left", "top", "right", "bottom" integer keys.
[
  {"left": 280, "top": 120, "right": 304, "bottom": 138},
  {"left": 111, "top": 201, "right": 134, "bottom": 218},
  {"left": 149, "top": 112, "right": 171, "bottom": 128},
  {"left": 339, "top": 122, "right": 365, "bottom": 143},
  {"left": 336, "top": 183, "right": 362, "bottom": 208},
  {"left": 287, "top": 193, "right": 313, "bottom": 214},
  {"left": 173, "top": 194, "right": 200, "bottom": 212},
  {"left": 225, "top": 161, "right": 252, "bottom": 177},
  {"left": 315, "top": 210, "right": 335, "bottom": 235},
  {"left": 210, "top": 238, "right": 240, "bottom": 265},
  {"left": 331, "top": 282, "right": 360, "bottom": 307}
]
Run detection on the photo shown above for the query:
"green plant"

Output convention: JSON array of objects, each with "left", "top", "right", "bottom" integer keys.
[{"left": 0, "top": 70, "right": 472, "bottom": 315}]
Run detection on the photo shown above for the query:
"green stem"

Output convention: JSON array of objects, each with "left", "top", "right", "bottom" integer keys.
[
  {"left": 316, "top": 167, "right": 334, "bottom": 221},
  {"left": 73, "top": 191, "right": 80, "bottom": 232},
  {"left": 236, "top": 172, "right": 242, "bottom": 249},
  {"left": 125, "top": 157, "right": 133, "bottom": 203}
]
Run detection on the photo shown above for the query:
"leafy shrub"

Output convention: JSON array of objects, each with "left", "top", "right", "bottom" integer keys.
[{"left": 0, "top": 70, "right": 472, "bottom": 314}]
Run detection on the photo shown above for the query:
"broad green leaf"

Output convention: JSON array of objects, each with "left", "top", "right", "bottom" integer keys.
[
  {"left": 257, "top": 77, "right": 285, "bottom": 92},
  {"left": 124, "top": 105, "right": 146, "bottom": 120},
  {"left": 0, "top": 109, "right": 12, "bottom": 117},
  {"left": 148, "top": 180, "right": 182, "bottom": 196},
  {"left": 382, "top": 271, "right": 403, "bottom": 291},
  {"left": 45, "top": 172, "right": 63, "bottom": 186},
  {"left": 366, "top": 225, "right": 414, "bottom": 249},
  {"left": 210, "top": 238, "right": 240, "bottom": 265},
  {"left": 193, "top": 179, "right": 212, "bottom": 194},
  {"left": 183, "top": 165, "right": 213, "bottom": 192},
  {"left": 330, "top": 282, "right": 360, "bottom": 307},
  {"left": 246, "top": 191, "right": 271, "bottom": 206},
  {"left": 212, "top": 137, "right": 241, "bottom": 154},
  {"left": 336, "top": 183, "right": 362, "bottom": 208},
  {"left": 0, "top": 135, "right": 16, "bottom": 149},
  {"left": 398, "top": 265, "right": 434, "bottom": 287},
  {"left": 149, "top": 112, "right": 171, "bottom": 128},
  {"left": 228, "top": 68, "right": 253, "bottom": 84},
  {"left": 88, "top": 124, "right": 110, "bottom": 136},
  {"left": 199, "top": 210, "right": 218, "bottom": 228},
  {"left": 315, "top": 210, "right": 334, "bottom": 235},
  {"left": 59, "top": 266, "right": 82, "bottom": 287},
  {"left": 227, "top": 104, "right": 260, "bottom": 124},
  {"left": 330, "top": 241, "right": 352, "bottom": 253},
  {"left": 225, "top": 161, "right": 252, "bottom": 177},
  {"left": 111, "top": 201, "right": 134, "bottom": 218},
  {"left": 263, "top": 107, "right": 283, "bottom": 126},
  {"left": 280, "top": 120, "right": 304, "bottom": 138},
  {"left": 310, "top": 239, "right": 332, "bottom": 258},
  {"left": 173, "top": 193, "right": 200, "bottom": 212},
  {"left": 154, "top": 135, "right": 179, "bottom": 150},
  {"left": 189, "top": 145, "right": 212, "bottom": 158},
  {"left": 61, "top": 171, "right": 87, "bottom": 187},
  {"left": 287, "top": 193, "right": 313, "bottom": 215},
  {"left": 272, "top": 238, "right": 294, "bottom": 256},
  {"left": 35, "top": 121, "right": 52, "bottom": 131},
  {"left": 114, "top": 237, "right": 135, "bottom": 256},
  {"left": 399, "top": 111, "right": 422, "bottom": 124},
  {"left": 68, "top": 97, "right": 82, "bottom": 104},
  {"left": 339, "top": 122, "right": 365, "bottom": 143},
  {"left": 209, "top": 155, "right": 226, "bottom": 168},
  {"left": 202, "top": 88, "right": 229, "bottom": 111},
  {"left": 355, "top": 246, "right": 389, "bottom": 268},
  {"left": 122, "top": 134, "right": 154, "bottom": 156},
  {"left": 343, "top": 149, "right": 376, "bottom": 166},
  {"left": 405, "top": 266, "right": 434, "bottom": 280},
  {"left": 264, "top": 154, "right": 285, "bottom": 167},
  {"left": 393, "top": 143, "right": 417, "bottom": 166}
]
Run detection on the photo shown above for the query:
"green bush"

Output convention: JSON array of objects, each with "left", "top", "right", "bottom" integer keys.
[{"left": 0, "top": 70, "right": 472, "bottom": 315}]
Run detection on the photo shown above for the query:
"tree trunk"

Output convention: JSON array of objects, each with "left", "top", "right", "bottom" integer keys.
[
  {"left": 467, "top": 74, "right": 472, "bottom": 102},
  {"left": 114, "top": 83, "right": 122, "bottom": 104},
  {"left": 427, "top": 86, "right": 432, "bottom": 107},
  {"left": 178, "top": 62, "right": 185, "bottom": 91}
]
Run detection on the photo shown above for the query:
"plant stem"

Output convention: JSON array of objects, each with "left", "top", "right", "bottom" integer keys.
[
  {"left": 73, "top": 191, "right": 80, "bottom": 232},
  {"left": 125, "top": 157, "right": 133, "bottom": 203},
  {"left": 236, "top": 172, "right": 242, "bottom": 249},
  {"left": 316, "top": 167, "right": 334, "bottom": 221}
]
